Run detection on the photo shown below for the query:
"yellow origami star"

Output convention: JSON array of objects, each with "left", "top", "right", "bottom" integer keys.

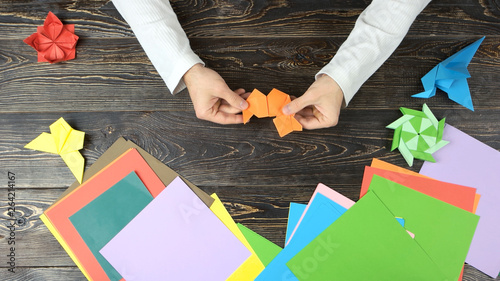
[{"left": 25, "top": 117, "right": 85, "bottom": 183}]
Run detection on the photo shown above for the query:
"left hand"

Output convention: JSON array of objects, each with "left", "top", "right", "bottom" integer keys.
[{"left": 183, "top": 64, "right": 249, "bottom": 124}]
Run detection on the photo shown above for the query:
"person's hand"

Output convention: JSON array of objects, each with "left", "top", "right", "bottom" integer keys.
[
  {"left": 282, "top": 74, "right": 344, "bottom": 129},
  {"left": 183, "top": 64, "right": 248, "bottom": 124}
]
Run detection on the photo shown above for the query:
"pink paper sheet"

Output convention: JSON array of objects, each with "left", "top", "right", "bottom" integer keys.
[{"left": 285, "top": 183, "right": 354, "bottom": 246}]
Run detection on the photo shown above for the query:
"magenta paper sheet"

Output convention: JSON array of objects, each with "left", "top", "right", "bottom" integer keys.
[
  {"left": 419, "top": 124, "right": 500, "bottom": 277},
  {"left": 100, "top": 177, "right": 251, "bottom": 281}
]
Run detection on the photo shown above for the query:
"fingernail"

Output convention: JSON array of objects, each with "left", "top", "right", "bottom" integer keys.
[
  {"left": 283, "top": 104, "right": 291, "bottom": 115},
  {"left": 240, "top": 100, "right": 248, "bottom": 110}
]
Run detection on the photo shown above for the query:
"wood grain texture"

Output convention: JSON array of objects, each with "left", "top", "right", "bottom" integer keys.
[
  {"left": 1, "top": 110, "right": 499, "bottom": 188},
  {"left": 1, "top": 0, "right": 499, "bottom": 280},
  {"left": 1, "top": 267, "right": 87, "bottom": 281},
  {"left": 1, "top": 0, "right": 499, "bottom": 39},
  {"left": 1, "top": 37, "right": 499, "bottom": 112}
]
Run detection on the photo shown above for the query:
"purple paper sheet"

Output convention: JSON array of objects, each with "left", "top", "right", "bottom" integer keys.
[
  {"left": 419, "top": 124, "right": 500, "bottom": 277},
  {"left": 100, "top": 177, "right": 250, "bottom": 281}
]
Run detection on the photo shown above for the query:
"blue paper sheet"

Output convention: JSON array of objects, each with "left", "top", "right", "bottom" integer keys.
[
  {"left": 255, "top": 193, "right": 347, "bottom": 280},
  {"left": 285, "top": 203, "right": 307, "bottom": 245}
]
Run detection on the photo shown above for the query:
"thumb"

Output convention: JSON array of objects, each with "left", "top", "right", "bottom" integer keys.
[
  {"left": 283, "top": 95, "right": 311, "bottom": 115},
  {"left": 220, "top": 89, "right": 248, "bottom": 110}
]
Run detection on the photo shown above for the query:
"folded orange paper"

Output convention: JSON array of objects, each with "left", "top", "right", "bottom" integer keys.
[{"left": 243, "top": 88, "right": 302, "bottom": 137}]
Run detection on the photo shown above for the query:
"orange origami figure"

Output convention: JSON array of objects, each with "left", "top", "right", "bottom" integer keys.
[
  {"left": 24, "top": 12, "right": 79, "bottom": 63},
  {"left": 243, "top": 88, "right": 303, "bottom": 137}
]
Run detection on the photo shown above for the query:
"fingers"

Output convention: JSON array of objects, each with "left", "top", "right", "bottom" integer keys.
[
  {"left": 217, "top": 88, "right": 250, "bottom": 114},
  {"left": 194, "top": 100, "right": 244, "bottom": 124},
  {"left": 218, "top": 88, "right": 248, "bottom": 111},
  {"left": 196, "top": 89, "right": 249, "bottom": 124},
  {"left": 203, "top": 108, "right": 244, "bottom": 124},
  {"left": 218, "top": 103, "right": 243, "bottom": 114},
  {"left": 284, "top": 75, "right": 344, "bottom": 130},
  {"left": 295, "top": 114, "right": 339, "bottom": 130},
  {"left": 234, "top": 88, "right": 246, "bottom": 95},
  {"left": 184, "top": 65, "right": 249, "bottom": 125},
  {"left": 294, "top": 115, "right": 323, "bottom": 129},
  {"left": 294, "top": 106, "right": 315, "bottom": 117},
  {"left": 282, "top": 94, "right": 313, "bottom": 115},
  {"left": 240, "top": 91, "right": 252, "bottom": 100},
  {"left": 195, "top": 107, "right": 244, "bottom": 124},
  {"left": 294, "top": 104, "right": 340, "bottom": 129}
]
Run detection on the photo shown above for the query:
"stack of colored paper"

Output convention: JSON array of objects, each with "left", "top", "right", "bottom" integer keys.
[
  {"left": 255, "top": 159, "right": 482, "bottom": 280},
  {"left": 253, "top": 124, "right": 500, "bottom": 280},
  {"left": 41, "top": 137, "right": 282, "bottom": 281},
  {"left": 41, "top": 123, "right": 500, "bottom": 280}
]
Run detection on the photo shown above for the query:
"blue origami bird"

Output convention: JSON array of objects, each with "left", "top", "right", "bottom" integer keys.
[{"left": 412, "top": 37, "right": 484, "bottom": 111}]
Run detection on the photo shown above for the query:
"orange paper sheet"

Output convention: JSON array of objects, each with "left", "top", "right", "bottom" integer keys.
[
  {"left": 43, "top": 148, "right": 165, "bottom": 281},
  {"left": 371, "top": 158, "right": 428, "bottom": 178},
  {"left": 243, "top": 88, "right": 302, "bottom": 137},
  {"left": 370, "top": 158, "right": 480, "bottom": 213},
  {"left": 361, "top": 166, "right": 477, "bottom": 213}
]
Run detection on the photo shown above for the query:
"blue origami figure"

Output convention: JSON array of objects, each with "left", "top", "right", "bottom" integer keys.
[{"left": 412, "top": 37, "right": 485, "bottom": 111}]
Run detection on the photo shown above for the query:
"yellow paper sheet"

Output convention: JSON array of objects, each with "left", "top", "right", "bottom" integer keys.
[
  {"left": 209, "top": 194, "right": 265, "bottom": 280},
  {"left": 40, "top": 214, "right": 91, "bottom": 280}
]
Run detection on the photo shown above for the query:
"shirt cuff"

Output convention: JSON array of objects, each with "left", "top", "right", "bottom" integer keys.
[
  {"left": 164, "top": 52, "right": 205, "bottom": 95},
  {"left": 316, "top": 66, "right": 354, "bottom": 107}
]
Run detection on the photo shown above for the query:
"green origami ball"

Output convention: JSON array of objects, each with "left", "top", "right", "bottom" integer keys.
[{"left": 386, "top": 104, "right": 449, "bottom": 166}]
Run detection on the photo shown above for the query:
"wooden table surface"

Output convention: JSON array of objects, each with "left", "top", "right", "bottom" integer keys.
[{"left": 1, "top": 0, "right": 499, "bottom": 280}]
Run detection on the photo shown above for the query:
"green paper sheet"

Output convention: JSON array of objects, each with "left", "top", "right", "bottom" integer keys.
[
  {"left": 287, "top": 176, "right": 479, "bottom": 281},
  {"left": 69, "top": 171, "right": 154, "bottom": 281},
  {"left": 367, "top": 175, "right": 479, "bottom": 280},
  {"left": 237, "top": 223, "right": 282, "bottom": 266},
  {"left": 287, "top": 191, "right": 447, "bottom": 281}
]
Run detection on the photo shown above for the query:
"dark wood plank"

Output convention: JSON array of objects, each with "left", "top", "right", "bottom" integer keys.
[
  {"left": 174, "top": 0, "right": 500, "bottom": 38},
  {"left": 1, "top": 37, "right": 498, "bottom": 112},
  {"left": 0, "top": 189, "right": 76, "bottom": 267},
  {"left": 1, "top": 267, "right": 86, "bottom": 281},
  {"left": 0, "top": 0, "right": 499, "bottom": 39},
  {"left": 0, "top": 0, "right": 130, "bottom": 39},
  {"left": 2, "top": 109, "right": 498, "bottom": 189}
]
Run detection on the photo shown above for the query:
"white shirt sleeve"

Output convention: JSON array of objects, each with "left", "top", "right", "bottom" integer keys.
[
  {"left": 317, "top": 0, "right": 431, "bottom": 106},
  {"left": 112, "top": 0, "right": 204, "bottom": 94}
]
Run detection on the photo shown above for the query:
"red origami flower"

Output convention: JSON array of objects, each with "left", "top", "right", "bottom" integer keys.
[{"left": 24, "top": 12, "right": 79, "bottom": 63}]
